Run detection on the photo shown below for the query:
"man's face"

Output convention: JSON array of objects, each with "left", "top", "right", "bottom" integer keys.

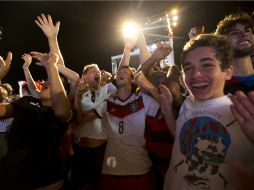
[
  {"left": 82, "top": 67, "right": 101, "bottom": 88},
  {"left": 116, "top": 67, "right": 133, "bottom": 87},
  {"left": 182, "top": 47, "right": 232, "bottom": 101},
  {"left": 227, "top": 23, "right": 254, "bottom": 57}
]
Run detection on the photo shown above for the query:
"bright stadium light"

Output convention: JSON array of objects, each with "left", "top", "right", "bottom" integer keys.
[
  {"left": 172, "top": 22, "right": 177, "bottom": 27},
  {"left": 165, "top": 8, "right": 179, "bottom": 65},
  {"left": 171, "top": 9, "right": 177, "bottom": 15},
  {"left": 123, "top": 22, "right": 140, "bottom": 39},
  {"left": 172, "top": 15, "right": 178, "bottom": 21}
]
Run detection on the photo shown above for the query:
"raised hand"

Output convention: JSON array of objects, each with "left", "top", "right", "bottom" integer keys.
[
  {"left": 0, "top": 52, "right": 12, "bottom": 80},
  {"left": 230, "top": 91, "right": 254, "bottom": 145},
  {"left": 30, "top": 51, "right": 48, "bottom": 65},
  {"left": 78, "top": 77, "right": 90, "bottom": 94},
  {"left": 124, "top": 33, "right": 139, "bottom": 50},
  {"left": 35, "top": 14, "right": 64, "bottom": 66},
  {"left": 151, "top": 42, "right": 172, "bottom": 62},
  {"left": 133, "top": 71, "right": 151, "bottom": 89},
  {"left": 21, "top": 53, "right": 32, "bottom": 70},
  {"left": 45, "top": 52, "right": 59, "bottom": 68},
  {"left": 158, "top": 84, "right": 175, "bottom": 135},
  {"left": 35, "top": 14, "right": 60, "bottom": 39},
  {"left": 188, "top": 26, "right": 205, "bottom": 39},
  {"left": 158, "top": 84, "right": 173, "bottom": 115}
]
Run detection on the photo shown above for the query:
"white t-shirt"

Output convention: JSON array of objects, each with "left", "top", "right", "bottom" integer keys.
[
  {"left": 73, "top": 83, "right": 116, "bottom": 142},
  {"left": 164, "top": 95, "right": 254, "bottom": 190},
  {"left": 96, "top": 92, "right": 160, "bottom": 175}
]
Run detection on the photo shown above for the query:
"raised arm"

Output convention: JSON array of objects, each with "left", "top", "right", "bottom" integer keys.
[
  {"left": 137, "top": 42, "right": 172, "bottom": 75},
  {"left": 35, "top": 14, "right": 64, "bottom": 66},
  {"left": 118, "top": 35, "right": 138, "bottom": 69},
  {"left": 43, "top": 53, "right": 72, "bottom": 122},
  {"left": 188, "top": 26, "right": 205, "bottom": 39},
  {"left": 30, "top": 51, "right": 79, "bottom": 102},
  {"left": 158, "top": 84, "right": 176, "bottom": 136},
  {"left": 57, "top": 64, "right": 80, "bottom": 102},
  {"left": 73, "top": 77, "right": 98, "bottom": 124},
  {"left": 136, "top": 32, "right": 151, "bottom": 64},
  {"left": 134, "top": 71, "right": 160, "bottom": 101},
  {"left": 0, "top": 52, "right": 14, "bottom": 118},
  {"left": 0, "top": 52, "right": 12, "bottom": 83},
  {"left": 21, "top": 53, "right": 41, "bottom": 98}
]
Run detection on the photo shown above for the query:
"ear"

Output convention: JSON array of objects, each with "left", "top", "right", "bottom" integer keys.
[{"left": 224, "top": 66, "right": 233, "bottom": 81}]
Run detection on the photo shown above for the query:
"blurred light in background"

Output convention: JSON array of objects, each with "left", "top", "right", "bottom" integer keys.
[{"left": 123, "top": 22, "right": 140, "bottom": 39}]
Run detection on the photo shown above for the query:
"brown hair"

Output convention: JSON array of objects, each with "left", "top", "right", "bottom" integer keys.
[
  {"left": 82, "top": 63, "right": 99, "bottom": 75},
  {"left": 215, "top": 11, "right": 254, "bottom": 35},
  {"left": 181, "top": 33, "right": 233, "bottom": 71}
]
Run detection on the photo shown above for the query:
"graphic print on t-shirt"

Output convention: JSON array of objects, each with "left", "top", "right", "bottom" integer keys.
[{"left": 174, "top": 117, "right": 231, "bottom": 189}]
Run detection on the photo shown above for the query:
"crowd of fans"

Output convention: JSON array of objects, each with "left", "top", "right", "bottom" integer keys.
[{"left": 0, "top": 10, "right": 254, "bottom": 190}]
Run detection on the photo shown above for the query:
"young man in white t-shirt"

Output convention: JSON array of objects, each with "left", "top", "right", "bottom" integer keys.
[
  {"left": 71, "top": 63, "right": 116, "bottom": 189},
  {"left": 161, "top": 34, "right": 254, "bottom": 190}
]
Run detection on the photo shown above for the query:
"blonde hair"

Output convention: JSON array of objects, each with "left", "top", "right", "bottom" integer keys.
[{"left": 82, "top": 63, "right": 99, "bottom": 75}]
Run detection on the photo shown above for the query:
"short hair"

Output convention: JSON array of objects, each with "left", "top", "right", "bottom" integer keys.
[
  {"left": 215, "top": 11, "right": 254, "bottom": 35},
  {"left": 0, "top": 83, "right": 13, "bottom": 96},
  {"left": 167, "top": 64, "right": 182, "bottom": 85},
  {"left": 118, "top": 65, "right": 136, "bottom": 78},
  {"left": 101, "top": 70, "right": 112, "bottom": 77},
  {"left": 0, "top": 86, "right": 8, "bottom": 102},
  {"left": 101, "top": 70, "right": 112, "bottom": 82},
  {"left": 82, "top": 63, "right": 99, "bottom": 75},
  {"left": 181, "top": 33, "right": 233, "bottom": 71}
]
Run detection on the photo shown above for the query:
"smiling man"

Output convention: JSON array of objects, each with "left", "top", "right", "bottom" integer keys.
[
  {"left": 215, "top": 11, "right": 254, "bottom": 94},
  {"left": 163, "top": 33, "right": 254, "bottom": 190}
]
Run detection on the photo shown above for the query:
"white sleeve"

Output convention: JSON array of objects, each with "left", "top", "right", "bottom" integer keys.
[
  {"left": 95, "top": 83, "right": 116, "bottom": 108},
  {"left": 107, "top": 82, "right": 117, "bottom": 94},
  {"left": 81, "top": 91, "right": 95, "bottom": 112},
  {"left": 142, "top": 93, "right": 160, "bottom": 117}
]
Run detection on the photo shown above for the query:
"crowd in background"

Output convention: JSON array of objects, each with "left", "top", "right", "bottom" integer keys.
[{"left": 0, "top": 9, "right": 254, "bottom": 190}]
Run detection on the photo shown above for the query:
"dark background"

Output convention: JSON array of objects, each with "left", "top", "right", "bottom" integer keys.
[{"left": 0, "top": 1, "right": 253, "bottom": 93}]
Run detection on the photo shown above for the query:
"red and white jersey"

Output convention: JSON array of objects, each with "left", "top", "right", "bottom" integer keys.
[{"left": 95, "top": 92, "right": 160, "bottom": 175}]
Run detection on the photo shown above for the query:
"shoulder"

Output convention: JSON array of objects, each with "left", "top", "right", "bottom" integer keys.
[{"left": 141, "top": 92, "right": 157, "bottom": 103}]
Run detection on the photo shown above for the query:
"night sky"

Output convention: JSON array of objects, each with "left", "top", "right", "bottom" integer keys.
[{"left": 0, "top": 1, "right": 253, "bottom": 93}]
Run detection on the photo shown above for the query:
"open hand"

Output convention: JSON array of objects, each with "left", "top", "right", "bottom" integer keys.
[
  {"left": 158, "top": 84, "right": 173, "bottom": 114},
  {"left": 35, "top": 14, "right": 60, "bottom": 39},
  {"left": 21, "top": 53, "right": 32, "bottom": 69},
  {"left": 151, "top": 42, "right": 172, "bottom": 62},
  {"left": 230, "top": 91, "right": 254, "bottom": 145},
  {"left": 30, "top": 51, "right": 48, "bottom": 66},
  {"left": 0, "top": 52, "right": 12, "bottom": 79}
]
